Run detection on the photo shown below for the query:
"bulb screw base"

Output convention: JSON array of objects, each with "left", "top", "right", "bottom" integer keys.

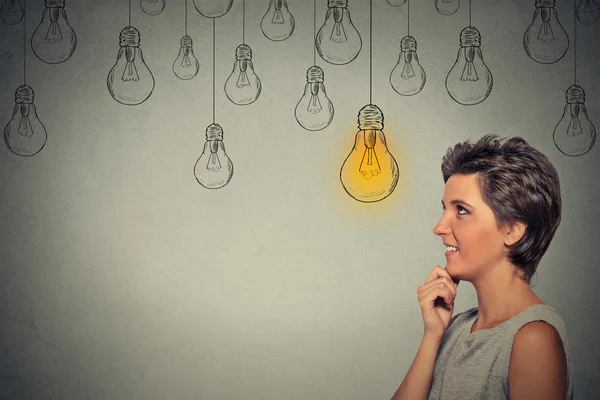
[
  {"left": 535, "top": 0, "right": 555, "bottom": 8},
  {"left": 358, "top": 104, "right": 384, "bottom": 131},
  {"left": 181, "top": 36, "right": 193, "bottom": 48},
  {"left": 46, "top": 0, "right": 65, "bottom": 8},
  {"left": 120, "top": 26, "right": 141, "bottom": 47},
  {"left": 206, "top": 123, "right": 224, "bottom": 141},
  {"left": 15, "top": 85, "right": 34, "bottom": 104},
  {"left": 328, "top": 0, "right": 348, "bottom": 8},
  {"left": 460, "top": 26, "right": 481, "bottom": 47},
  {"left": 235, "top": 44, "right": 252, "bottom": 61},
  {"left": 307, "top": 66, "right": 324, "bottom": 83},
  {"left": 401, "top": 36, "right": 417, "bottom": 52},
  {"left": 566, "top": 85, "right": 585, "bottom": 104}
]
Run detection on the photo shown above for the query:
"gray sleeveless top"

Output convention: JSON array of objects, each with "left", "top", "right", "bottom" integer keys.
[{"left": 427, "top": 304, "right": 574, "bottom": 400}]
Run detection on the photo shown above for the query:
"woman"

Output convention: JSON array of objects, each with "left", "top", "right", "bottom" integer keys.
[{"left": 391, "top": 135, "right": 574, "bottom": 400}]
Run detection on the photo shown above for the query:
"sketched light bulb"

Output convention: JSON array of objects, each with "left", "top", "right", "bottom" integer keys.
[
  {"left": 523, "top": 0, "right": 569, "bottom": 64},
  {"left": 140, "top": 0, "right": 166, "bottom": 15},
  {"left": 31, "top": 0, "right": 77, "bottom": 64},
  {"left": 261, "top": 0, "right": 295, "bottom": 41},
  {"left": 224, "top": 44, "right": 261, "bottom": 106},
  {"left": 295, "top": 65, "right": 334, "bottom": 131},
  {"left": 577, "top": 0, "right": 600, "bottom": 24},
  {"left": 386, "top": 0, "right": 407, "bottom": 7},
  {"left": 107, "top": 26, "right": 155, "bottom": 106},
  {"left": 553, "top": 85, "right": 596, "bottom": 156},
  {"left": 435, "top": 0, "right": 460, "bottom": 15},
  {"left": 193, "top": 0, "right": 233, "bottom": 18},
  {"left": 340, "top": 104, "right": 399, "bottom": 203},
  {"left": 194, "top": 123, "right": 234, "bottom": 189},
  {"left": 316, "top": 0, "right": 362, "bottom": 65},
  {"left": 390, "top": 36, "right": 426, "bottom": 96},
  {"left": 4, "top": 85, "right": 47, "bottom": 157},
  {"left": 445, "top": 26, "right": 493, "bottom": 105},
  {"left": 173, "top": 36, "right": 199, "bottom": 80},
  {"left": 1, "top": 0, "right": 24, "bottom": 25}
]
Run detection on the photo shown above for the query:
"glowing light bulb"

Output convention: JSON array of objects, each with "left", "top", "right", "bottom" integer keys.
[
  {"left": 523, "top": 0, "right": 569, "bottom": 64},
  {"left": 435, "top": 0, "right": 460, "bottom": 15},
  {"left": 390, "top": 36, "right": 426, "bottom": 96},
  {"left": 386, "top": 0, "right": 407, "bottom": 6},
  {"left": 107, "top": 26, "right": 155, "bottom": 106},
  {"left": 193, "top": 0, "right": 233, "bottom": 18},
  {"left": 294, "top": 65, "right": 334, "bottom": 131},
  {"left": 224, "top": 44, "right": 261, "bottom": 106},
  {"left": 445, "top": 26, "right": 493, "bottom": 106},
  {"left": 261, "top": 0, "right": 295, "bottom": 41},
  {"left": 577, "top": 0, "right": 600, "bottom": 24},
  {"left": 173, "top": 35, "right": 199, "bottom": 80},
  {"left": 316, "top": 0, "right": 362, "bottom": 65},
  {"left": 31, "top": 0, "right": 77, "bottom": 64},
  {"left": 140, "top": 0, "right": 165, "bottom": 15},
  {"left": 340, "top": 104, "right": 399, "bottom": 203},
  {"left": 194, "top": 123, "right": 234, "bottom": 189},
  {"left": 4, "top": 85, "right": 47, "bottom": 157},
  {"left": 0, "top": 0, "right": 24, "bottom": 25},
  {"left": 553, "top": 85, "right": 596, "bottom": 156}
]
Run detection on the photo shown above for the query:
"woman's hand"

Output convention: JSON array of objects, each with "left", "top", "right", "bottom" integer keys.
[{"left": 417, "top": 265, "right": 459, "bottom": 340}]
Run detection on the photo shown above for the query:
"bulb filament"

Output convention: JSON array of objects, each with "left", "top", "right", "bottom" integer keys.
[
  {"left": 207, "top": 141, "right": 222, "bottom": 172},
  {"left": 461, "top": 47, "right": 478, "bottom": 81},
  {"left": 182, "top": 50, "right": 192, "bottom": 68},
  {"left": 567, "top": 104, "right": 583, "bottom": 136},
  {"left": 8, "top": 0, "right": 21, "bottom": 12},
  {"left": 46, "top": 9, "right": 63, "bottom": 44},
  {"left": 330, "top": 8, "right": 347, "bottom": 43},
  {"left": 401, "top": 53, "right": 416, "bottom": 79},
  {"left": 537, "top": 8, "right": 555, "bottom": 43},
  {"left": 359, "top": 130, "right": 381, "bottom": 180},
  {"left": 122, "top": 47, "right": 140, "bottom": 81}
]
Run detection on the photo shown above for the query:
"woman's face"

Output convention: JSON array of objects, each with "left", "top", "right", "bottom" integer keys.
[{"left": 433, "top": 173, "right": 509, "bottom": 280}]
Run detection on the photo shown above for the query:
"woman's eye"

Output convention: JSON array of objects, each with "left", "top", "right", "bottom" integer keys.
[{"left": 457, "top": 206, "right": 468, "bottom": 215}]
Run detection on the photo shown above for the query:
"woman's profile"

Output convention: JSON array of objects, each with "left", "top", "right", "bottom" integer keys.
[{"left": 391, "top": 134, "right": 574, "bottom": 400}]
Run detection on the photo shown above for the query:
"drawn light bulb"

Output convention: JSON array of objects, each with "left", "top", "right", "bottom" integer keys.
[
  {"left": 316, "top": 0, "right": 362, "bottom": 65},
  {"left": 140, "top": 0, "right": 166, "bottom": 15},
  {"left": 224, "top": 44, "right": 261, "bottom": 106},
  {"left": 31, "top": 0, "right": 77, "bottom": 64},
  {"left": 390, "top": 36, "right": 426, "bottom": 96},
  {"left": 553, "top": 85, "right": 596, "bottom": 156},
  {"left": 4, "top": 85, "right": 47, "bottom": 157},
  {"left": 445, "top": 26, "right": 493, "bottom": 106},
  {"left": 386, "top": 0, "right": 407, "bottom": 6},
  {"left": 194, "top": 123, "right": 234, "bottom": 189},
  {"left": 173, "top": 35, "right": 199, "bottom": 80},
  {"left": 1, "top": 0, "right": 24, "bottom": 25},
  {"left": 261, "top": 0, "right": 295, "bottom": 41},
  {"left": 340, "top": 104, "right": 399, "bottom": 203},
  {"left": 435, "top": 0, "right": 460, "bottom": 15},
  {"left": 295, "top": 65, "right": 334, "bottom": 131},
  {"left": 523, "top": 0, "right": 569, "bottom": 64},
  {"left": 107, "top": 26, "right": 155, "bottom": 106},
  {"left": 577, "top": 0, "right": 600, "bottom": 24},
  {"left": 193, "top": 0, "right": 233, "bottom": 18}
]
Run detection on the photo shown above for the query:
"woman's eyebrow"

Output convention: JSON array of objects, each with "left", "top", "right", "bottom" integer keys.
[{"left": 441, "top": 199, "right": 475, "bottom": 209}]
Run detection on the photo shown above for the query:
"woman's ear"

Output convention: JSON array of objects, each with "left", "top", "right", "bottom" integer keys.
[{"left": 504, "top": 221, "right": 527, "bottom": 246}]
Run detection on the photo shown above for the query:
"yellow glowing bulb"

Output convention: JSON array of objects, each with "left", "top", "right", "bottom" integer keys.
[{"left": 340, "top": 104, "right": 399, "bottom": 203}]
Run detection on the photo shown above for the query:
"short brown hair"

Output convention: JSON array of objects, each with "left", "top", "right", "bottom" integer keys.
[{"left": 441, "top": 134, "right": 562, "bottom": 284}]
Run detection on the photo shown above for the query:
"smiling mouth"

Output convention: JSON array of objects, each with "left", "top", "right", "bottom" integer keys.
[{"left": 445, "top": 245, "right": 459, "bottom": 252}]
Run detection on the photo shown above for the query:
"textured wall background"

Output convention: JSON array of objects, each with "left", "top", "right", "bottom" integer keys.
[{"left": 0, "top": 0, "right": 599, "bottom": 399}]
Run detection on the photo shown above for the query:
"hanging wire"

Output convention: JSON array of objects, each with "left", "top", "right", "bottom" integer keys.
[
  {"left": 23, "top": 0, "right": 26, "bottom": 85},
  {"left": 129, "top": 0, "right": 132, "bottom": 26},
  {"left": 469, "top": 0, "right": 472, "bottom": 26},
  {"left": 370, "top": 0, "right": 373, "bottom": 104},
  {"left": 243, "top": 0, "right": 245, "bottom": 44},
  {"left": 213, "top": 18, "right": 216, "bottom": 123},
  {"left": 313, "top": 0, "right": 316, "bottom": 66},
  {"left": 573, "top": 0, "right": 577, "bottom": 85},
  {"left": 407, "top": 0, "right": 410, "bottom": 37},
  {"left": 185, "top": 0, "right": 188, "bottom": 36}
]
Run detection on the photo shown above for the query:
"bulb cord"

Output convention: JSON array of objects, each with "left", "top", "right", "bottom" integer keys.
[
  {"left": 242, "top": 0, "right": 245, "bottom": 44},
  {"left": 185, "top": 0, "right": 188, "bottom": 36},
  {"left": 573, "top": 0, "right": 577, "bottom": 85},
  {"left": 369, "top": 0, "right": 373, "bottom": 104},
  {"left": 313, "top": 0, "right": 316, "bottom": 65},
  {"left": 23, "top": 0, "right": 26, "bottom": 85},
  {"left": 213, "top": 17, "right": 216, "bottom": 123},
  {"left": 469, "top": 0, "right": 472, "bottom": 26},
  {"left": 129, "top": 0, "right": 131, "bottom": 26},
  {"left": 407, "top": 0, "right": 410, "bottom": 37}
]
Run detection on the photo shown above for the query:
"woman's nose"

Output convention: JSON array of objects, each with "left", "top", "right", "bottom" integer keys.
[{"left": 433, "top": 214, "right": 450, "bottom": 236}]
